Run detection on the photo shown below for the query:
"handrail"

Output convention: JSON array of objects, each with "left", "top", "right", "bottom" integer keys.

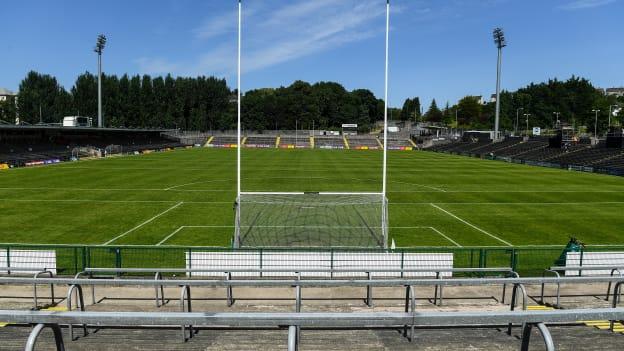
[
  {"left": 2, "top": 308, "right": 623, "bottom": 327},
  {"left": 82, "top": 267, "right": 515, "bottom": 274},
  {"left": 3, "top": 276, "right": 624, "bottom": 288},
  {"left": 179, "top": 285, "right": 195, "bottom": 342},
  {"left": 540, "top": 269, "right": 561, "bottom": 308},
  {"left": 33, "top": 270, "right": 55, "bottom": 309},
  {"left": 66, "top": 284, "right": 88, "bottom": 341},
  {"left": 25, "top": 323, "right": 65, "bottom": 351},
  {"left": 606, "top": 268, "right": 623, "bottom": 302},
  {"left": 74, "top": 271, "right": 96, "bottom": 305},
  {"left": 550, "top": 265, "right": 624, "bottom": 271},
  {"left": 154, "top": 272, "right": 165, "bottom": 307}
]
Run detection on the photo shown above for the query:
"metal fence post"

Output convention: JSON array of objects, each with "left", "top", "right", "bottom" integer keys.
[
  {"left": 6, "top": 246, "right": 10, "bottom": 275},
  {"left": 115, "top": 248, "right": 122, "bottom": 276}
]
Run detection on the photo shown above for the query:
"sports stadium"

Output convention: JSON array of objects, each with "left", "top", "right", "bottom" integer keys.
[{"left": 1, "top": 1, "right": 624, "bottom": 350}]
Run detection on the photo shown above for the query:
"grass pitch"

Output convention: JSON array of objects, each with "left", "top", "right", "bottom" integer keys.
[{"left": 1, "top": 147, "right": 623, "bottom": 248}]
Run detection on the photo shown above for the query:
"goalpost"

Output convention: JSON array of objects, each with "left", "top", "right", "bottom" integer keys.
[{"left": 233, "top": 0, "right": 391, "bottom": 248}]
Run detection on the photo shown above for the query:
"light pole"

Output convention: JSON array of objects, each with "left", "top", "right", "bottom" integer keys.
[
  {"left": 515, "top": 107, "right": 523, "bottom": 135},
  {"left": 94, "top": 34, "right": 107, "bottom": 128},
  {"left": 609, "top": 105, "right": 619, "bottom": 127},
  {"left": 523, "top": 113, "right": 531, "bottom": 136},
  {"left": 592, "top": 109, "right": 600, "bottom": 138},
  {"left": 553, "top": 112, "right": 560, "bottom": 129},
  {"left": 493, "top": 27, "right": 506, "bottom": 140}
]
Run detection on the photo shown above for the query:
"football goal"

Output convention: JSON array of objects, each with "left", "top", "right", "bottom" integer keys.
[{"left": 232, "top": 0, "right": 391, "bottom": 249}]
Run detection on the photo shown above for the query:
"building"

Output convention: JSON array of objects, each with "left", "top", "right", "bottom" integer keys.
[
  {"left": 605, "top": 87, "right": 624, "bottom": 98},
  {"left": 0, "top": 88, "right": 16, "bottom": 102}
]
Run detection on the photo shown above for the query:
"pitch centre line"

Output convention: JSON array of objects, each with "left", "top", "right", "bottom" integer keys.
[
  {"left": 103, "top": 201, "right": 184, "bottom": 245},
  {"left": 429, "top": 203, "right": 512, "bottom": 246}
]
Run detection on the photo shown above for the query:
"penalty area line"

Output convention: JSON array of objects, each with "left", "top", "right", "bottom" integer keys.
[
  {"left": 103, "top": 202, "right": 184, "bottom": 245},
  {"left": 429, "top": 203, "right": 512, "bottom": 247}
]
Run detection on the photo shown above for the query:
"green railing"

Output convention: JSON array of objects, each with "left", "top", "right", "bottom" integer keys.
[{"left": 2, "top": 243, "right": 623, "bottom": 277}]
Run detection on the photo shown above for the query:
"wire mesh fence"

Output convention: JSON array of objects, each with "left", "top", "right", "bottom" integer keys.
[{"left": 2, "top": 244, "right": 624, "bottom": 277}]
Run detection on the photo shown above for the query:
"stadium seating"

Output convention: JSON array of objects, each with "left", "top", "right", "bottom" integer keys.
[
  {"left": 208, "top": 136, "right": 240, "bottom": 147},
  {"left": 0, "top": 127, "right": 184, "bottom": 167},
  {"left": 279, "top": 136, "right": 311, "bottom": 148},
  {"left": 244, "top": 136, "right": 276, "bottom": 148},
  {"left": 314, "top": 136, "right": 345, "bottom": 149},
  {"left": 427, "top": 135, "right": 624, "bottom": 175},
  {"left": 347, "top": 136, "right": 382, "bottom": 149}
]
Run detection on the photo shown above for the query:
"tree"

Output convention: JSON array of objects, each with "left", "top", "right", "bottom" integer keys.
[
  {"left": 0, "top": 96, "right": 17, "bottom": 122},
  {"left": 18, "top": 71, "right": 71, "bottom": 124},
  {"left": 400, "top": 97, "right": 421, "bottom": 121},
  {"left": 424, "top": 99, "right": 443, "bottom": 122},
  {"left": 456, "top": 96, "right": 483, "bottom": 128}
]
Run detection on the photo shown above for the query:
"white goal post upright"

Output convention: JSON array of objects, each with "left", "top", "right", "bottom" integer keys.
[
  {"left": 233, "top": 0, "right": 390, "bottom": 248},
  {"left": 235, "top": 0, "right": 242, "bottom": 247},
  {"left": 381, "top": 0, "right": 390, "bottom": 247}
]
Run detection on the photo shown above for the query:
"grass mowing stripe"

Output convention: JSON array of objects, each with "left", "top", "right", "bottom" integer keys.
[
  {"left": 429, "top": 203, "right": 512, "bottom": 246},
  {"left": 103, "top": 202, "right": 184, "bottom": 245}
]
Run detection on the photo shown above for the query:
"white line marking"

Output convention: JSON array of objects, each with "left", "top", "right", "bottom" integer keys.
[
  {"left": 392, "top": 202, "right": 624, "bottom": 205},
  {"left": 429, "top": 203, "right": 512, "bottom": 246},
  {"left": 0, "top": 199, "right": 232, "bottom": 204},
  {"left": 401, "top": 226, "right": 461, "bottom": 247},
  {"left": 103, "top": 202, "right": 184, "bottom": 245},
  {"left": 389, "top": 179, "right": 446, "bottom": 192},
  {"left": 157, "top": 225, "right": 234, "bottom": 246},
  {"left": 2, "top": 186, "right": 622, "bottom": 194}
]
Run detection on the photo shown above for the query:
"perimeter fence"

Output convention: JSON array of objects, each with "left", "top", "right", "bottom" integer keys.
[{"left": 2, "top": 244, "right": 623, "bottom": 277}]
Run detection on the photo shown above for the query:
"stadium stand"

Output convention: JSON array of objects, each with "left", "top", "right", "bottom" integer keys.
[
  {"left": 0, "top": 125, "right": 183, "bottom": 167},
  {"left": 207, "top": 135, "right": 240, "bottom": 148},
  {"left": 244, "top": 136, "right": 276, "bottom": 148},
  {"left": 385, "top": 138, "right": 414, "bottom": 150},
  {"left": 279, "top": 136, "right": 311, "bottom": 148},
  {"left": 427, "top": 134, "right": 624, "bottom": 176},
  {"left": 314, "top": 136, "right": 345, "bottom": 149},
  {"left": 347, "top": 136, "right": 382, "bottom": 150}
]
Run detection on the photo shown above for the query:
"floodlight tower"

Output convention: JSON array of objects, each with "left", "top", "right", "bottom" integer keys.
[
  {"left": 94, "top": 34, "right": 107, "bottom": 128},
  {"left": 493, "top": 28, "right": 506, "bottom": 140},
  {"left": 592, "top": 109, "right": 600, "bottom": 138},
  {"left": 609, "top": 104, "right": 619, "bottom": 127}
]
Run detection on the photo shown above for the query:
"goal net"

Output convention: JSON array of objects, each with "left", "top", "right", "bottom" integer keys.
[{"left": 234, "top": 192, "right": 388, "bottom": 248}]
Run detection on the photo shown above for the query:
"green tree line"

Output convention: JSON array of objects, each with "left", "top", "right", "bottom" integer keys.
[
  {"left": 9, "top": 71, "right": 384, "bottom": 131},
  {"left": 399, "top": 76, "right": 622, "bottom": 134},
  {"left": 4, "top": 71, "right": 622, "bottom": 133}
]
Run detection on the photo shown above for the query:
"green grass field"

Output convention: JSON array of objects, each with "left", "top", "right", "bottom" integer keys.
[{"left": 1, "top": 147, "right": 623, "bottom": 248}]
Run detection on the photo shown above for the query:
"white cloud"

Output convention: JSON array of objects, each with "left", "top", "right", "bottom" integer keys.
[
  {"left": 559, "top": 0, "right": 616, "bottom": 10},
  {"left": 136, "top": 0, "right": 392, "bottom": 77}
]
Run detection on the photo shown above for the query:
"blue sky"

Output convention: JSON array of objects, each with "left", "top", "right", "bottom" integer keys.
[{"left": 1, "top": 0, "right": 623, "bottom": 107}]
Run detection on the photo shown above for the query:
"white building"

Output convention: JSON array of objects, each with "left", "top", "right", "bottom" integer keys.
[
  {"left": 605, "top": 88, "right": 624, "bottom": 98},
  {"left": 0, "top": 88, "right": 16, "bottom": 102}
]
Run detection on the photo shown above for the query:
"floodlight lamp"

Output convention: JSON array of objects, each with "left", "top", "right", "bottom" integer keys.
[
  {"left": 94, "top": 34, "right": 107, "bottom": 54},
  {"left": 493, "top": 28, "right": 506, "bottom": 48}
]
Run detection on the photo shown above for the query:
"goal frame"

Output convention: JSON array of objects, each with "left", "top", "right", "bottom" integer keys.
[{"left": 233, "top": 0, "right": 391, "bottom": 249}]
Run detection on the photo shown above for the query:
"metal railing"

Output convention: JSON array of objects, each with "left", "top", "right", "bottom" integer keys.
[
  {"left": 3, "top": 308, "right": 624, "bottom": 351},
  {"left": 5, "top": 243, "right": 624, "bottom": 277}
]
